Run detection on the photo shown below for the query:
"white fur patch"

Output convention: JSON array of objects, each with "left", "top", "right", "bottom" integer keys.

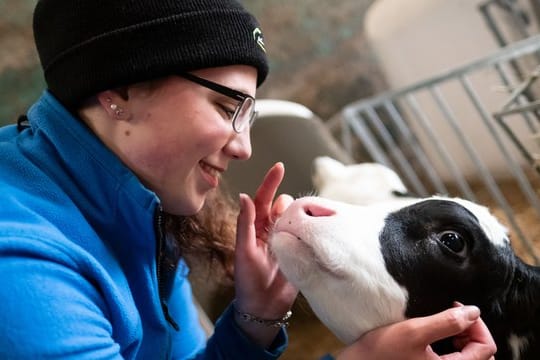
[
  {"left": 312, "top": 156, "right": 410, "bottom": 205},
  {"left": 434, "top": 196, "right": 509, "bottom": 247},
  {"left": 270, "top": 197, "right": 408, "bottom": 343}
]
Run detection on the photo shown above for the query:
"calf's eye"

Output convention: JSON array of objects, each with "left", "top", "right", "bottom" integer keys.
[{"left": 437, "top": 230, "right": 466, "bottom": 254}]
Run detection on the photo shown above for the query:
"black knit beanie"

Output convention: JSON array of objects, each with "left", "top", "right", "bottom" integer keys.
[{"left": 32, "top": 0, "right": 269, "bottom": 109}]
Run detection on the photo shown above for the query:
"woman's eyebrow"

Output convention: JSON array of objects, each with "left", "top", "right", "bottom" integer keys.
[{"left": 225, "top": 84, "right": 253, "bottom": 97}]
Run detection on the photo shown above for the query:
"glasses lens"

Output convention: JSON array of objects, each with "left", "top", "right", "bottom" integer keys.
[{"left": 233, "top": 97, "right": 256, "bottom": 132}]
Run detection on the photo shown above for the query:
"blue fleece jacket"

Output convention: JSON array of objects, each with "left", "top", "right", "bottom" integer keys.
[{"left": 0, "top": 92, "right": 287, "bottom": 359}]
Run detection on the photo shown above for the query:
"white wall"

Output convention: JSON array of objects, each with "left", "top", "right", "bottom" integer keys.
[{"left": 364, "top": 0, "right": 540, "bottom": 181}]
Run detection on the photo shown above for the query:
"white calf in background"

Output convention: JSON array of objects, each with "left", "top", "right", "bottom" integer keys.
[
  {"left": 312, "top": 156, "right": 414, "bottom": 205},
  {"left": 270, "top": 158, "right": 540, "bottom": 359}
]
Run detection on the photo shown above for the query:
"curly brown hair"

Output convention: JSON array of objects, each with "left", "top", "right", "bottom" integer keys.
[{"left": 163, "top": 183, "right": 239, "bottom": 285}]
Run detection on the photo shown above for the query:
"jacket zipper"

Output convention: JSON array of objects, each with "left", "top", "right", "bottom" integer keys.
[{"left": 155, "top": 207, "right": 180, "bottom": 331}]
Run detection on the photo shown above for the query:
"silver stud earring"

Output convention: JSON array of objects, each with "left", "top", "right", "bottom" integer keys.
[{"left": 109, "top": 103, "right": 124, "bottom": 118}]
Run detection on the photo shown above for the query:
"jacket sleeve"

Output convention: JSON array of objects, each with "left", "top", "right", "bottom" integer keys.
[
  {"left": 0, "top": 249, "right": 125, "bottom": 359},
  {"left": 200, "top": 304, "right": 288, "bottom": 360},
  {"left": 168, "top": 266, "right": 288, "bottom": 360}
]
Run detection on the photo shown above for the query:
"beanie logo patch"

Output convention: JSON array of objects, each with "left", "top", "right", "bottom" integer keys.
[{"left": 253, "top": 28, "right": 266, "bottom": 53}]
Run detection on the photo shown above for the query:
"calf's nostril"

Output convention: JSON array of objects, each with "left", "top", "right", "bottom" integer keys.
[{"left": 303, "top": 203, "right": 336, "bottom": 217}]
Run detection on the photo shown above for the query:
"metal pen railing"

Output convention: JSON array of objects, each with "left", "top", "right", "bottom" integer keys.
[{"left": 334, "top": 34, "right": 540, "bottom": 264}]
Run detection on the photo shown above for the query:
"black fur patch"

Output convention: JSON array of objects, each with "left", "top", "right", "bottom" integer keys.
[{"left": 379, "top": 199, "right": 519, "bottom": 356}]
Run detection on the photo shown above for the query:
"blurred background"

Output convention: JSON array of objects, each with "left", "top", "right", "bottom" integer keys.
[
  {"left": 0, "top": 0, "right": 385, "bottom": 125},
  {"left": 3, "top": 0, "right": 540, "bottom": 358}
]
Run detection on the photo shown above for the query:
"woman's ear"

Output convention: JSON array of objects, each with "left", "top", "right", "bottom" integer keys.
[{"left": 96, "top": 90, "right": 130, "bottom": 120}]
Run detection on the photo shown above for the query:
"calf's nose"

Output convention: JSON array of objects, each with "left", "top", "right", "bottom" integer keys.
[
  {"left": 292, "top": 198, "right": 336, "bottom": 218},
  {"left": 273, "top": 197, "right": 338, "bottom": 234}
]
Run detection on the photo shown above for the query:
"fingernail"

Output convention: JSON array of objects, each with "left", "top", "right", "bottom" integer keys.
[
  {"left": 461, "top": 305, "right": 480, "bottom": 320},
  {"left": 238, "top": 193, "right": 246, "bottom": 209}
]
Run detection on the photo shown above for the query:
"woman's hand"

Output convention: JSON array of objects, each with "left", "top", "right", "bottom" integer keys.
[
  {"left": 335, "top": 303, "right": 496, "bottom": 360},
  {"left": 233, "top": 162, "right": 298, "bottom": 346}
]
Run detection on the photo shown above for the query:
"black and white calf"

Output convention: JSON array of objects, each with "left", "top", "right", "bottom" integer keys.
[{"left": 270, "top": 196, "right": 540, "bottom": 359}]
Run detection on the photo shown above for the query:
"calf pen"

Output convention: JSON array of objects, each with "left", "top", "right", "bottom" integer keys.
[{"left": 332, "top": 34, "right": 540, "bottom": 265}]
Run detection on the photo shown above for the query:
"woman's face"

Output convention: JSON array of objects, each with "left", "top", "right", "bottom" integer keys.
[{"left": 113, "top": 65, "right": 257, "bottom": 215}]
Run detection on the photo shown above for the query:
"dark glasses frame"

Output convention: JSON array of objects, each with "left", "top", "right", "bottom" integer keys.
[{"left": 178, "top": 72, "right": 257, "bottom": 133}]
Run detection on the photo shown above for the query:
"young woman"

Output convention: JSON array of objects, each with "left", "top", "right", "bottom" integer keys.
[{"left": 0, "top": 0, "right": 496, "bottom": 359}]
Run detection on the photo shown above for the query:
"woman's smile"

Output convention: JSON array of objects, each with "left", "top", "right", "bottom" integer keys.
[{"left": 199, "top": 160, "right": 224, "bottom": 188}]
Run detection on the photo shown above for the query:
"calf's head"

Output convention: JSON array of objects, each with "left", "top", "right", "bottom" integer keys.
[{"left": 270, "top": 196, "right": 514, "bottom": 345}]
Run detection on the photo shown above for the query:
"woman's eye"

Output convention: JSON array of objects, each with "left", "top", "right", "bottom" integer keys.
[
  {"left": 218, "top": 104, "right": 236, "bottom": 120},
  {"left": 437, "top": 230, "right": 466, "bottom": 254}
]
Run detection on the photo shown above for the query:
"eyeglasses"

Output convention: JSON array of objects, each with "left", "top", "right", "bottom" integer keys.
[{"left": 179, "top": 72, "right": 257, "bottom": 133}]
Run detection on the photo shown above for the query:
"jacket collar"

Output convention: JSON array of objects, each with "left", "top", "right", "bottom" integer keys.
[{"left": 27, "top": 91, "right": 160, "bottom": 253}]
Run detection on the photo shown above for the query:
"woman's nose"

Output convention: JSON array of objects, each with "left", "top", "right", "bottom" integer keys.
[{"left": 224, "top": 128, "right": 252, "bottom": 160}]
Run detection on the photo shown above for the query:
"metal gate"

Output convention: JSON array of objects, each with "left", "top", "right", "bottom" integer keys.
[{"left": 334, "top": 34, "right": 540, "bottom": 264}]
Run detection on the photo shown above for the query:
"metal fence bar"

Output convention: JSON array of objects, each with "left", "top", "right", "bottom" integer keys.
[
  {"left": 461, "top": 75, "right": 540, "bottom": 216},
  {"left": 403, "top": 94, "right": 468, "bottom": 197},
  {"left": 337, "top": 35, "right": 540, "bottom": 264},
  {"left": 344, "top": 109, "right": 392, "bottom": 167},
  {"left": 478, "top": 0, "right": 535, "bottom": 49},
  {"left": 364, "top": 107, "right": 428, "bottom": 196},
  {"left": 459, "top": 76, "right": 540, "bottom": 262},
  {"left": 383, "top": 100, "right": 442, "bottom": 195},
  {"left": 340, "top": 107, "right": 355, "bottom": 156},
  {"left": 343, "top": 34, "right": 540, "bottom": 112},
  {"left": 493, "top": 62, "right": 540, "bottom": 133},
  {"left": 492, "top": 62, "right": 540, "bottom": 172},
  {"left": 429, "top": 85, "right": 491, "bottom": 202}
]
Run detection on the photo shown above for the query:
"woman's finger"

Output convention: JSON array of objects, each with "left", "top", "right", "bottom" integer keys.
[
  {"left": 253, "top": 162, "right": 285, "bottom": 219},
  {"left": 271, "top": 194, "right": 294, "bottom": 221},
  {"left": 236, "top": 193, "right": 256, "bottom": 254},
  {"left": 407, "top": 306, "right": 482, "bottom": 346},
  {"left": 444, "top": 317, "right": 496, "bottom": 360}
]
